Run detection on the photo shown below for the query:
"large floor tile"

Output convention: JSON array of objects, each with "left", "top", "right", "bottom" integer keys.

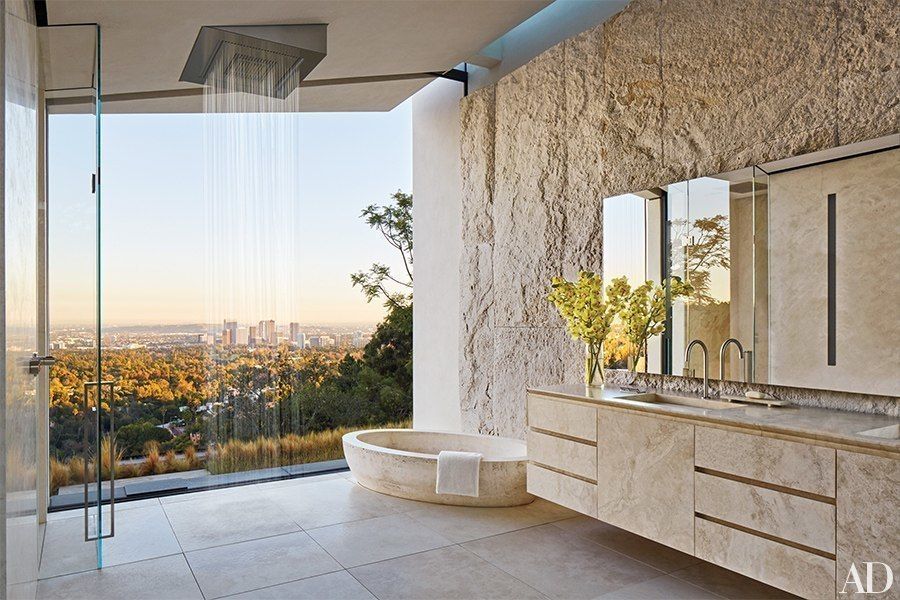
[
  {"left": 350, "top": 545, "right": 546, "bottom": 600},
  {"left": 262, "top": 478, "right": 406, "bottom": 529},
  {"left": 307, "top": 513, "right": 453, "bottom": 568},
  {"left": 36, "top": 554, "right": 203, "bottom": 600},
  {"left": 670, "top": 561, "right": 798, "bottom": 599},
  {"left": 228, "top": 571, "right": 375, "bottom": 600},
  {"left": 553, "top": 516, "right": 699, "bottom": 573},
  {"left": 463, "top": 523, "right": 662, "bottom": 600},
  {"left": 186, "top": 531, "right": 341, "bottom": 598},
  {"left": 40, "top": 504, "right": 182, "bottom": 578},
  {"left": 159, "top": 483, "right": 258, "bottom": 505},
  {"left": 46, "top": 498, "right": 162, "bottom": 521},
  {"left": 408, "top": 498, "right": 574, "bottom": 543},
  {"left": 596, "top": 574, "right": 722, "bottom": 599},
  {"left": 162, "top": 489, "right": 299, "bottom": 551}
]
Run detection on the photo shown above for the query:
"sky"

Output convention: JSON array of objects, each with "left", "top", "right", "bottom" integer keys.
[{"left": 48, "top": 102, "right": 412, "bottom": 328}]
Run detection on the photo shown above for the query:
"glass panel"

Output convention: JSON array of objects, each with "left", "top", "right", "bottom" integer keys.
[
  {"left": 43, "top": 23, "right": 104, "bottom": 570},
  {"left": 4, "top": 0, "right": 41, "bottom": 595}
]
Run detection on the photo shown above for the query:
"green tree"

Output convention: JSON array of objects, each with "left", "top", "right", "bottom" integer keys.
[{"left": 351, "top": 190, "right": 413, "bottom": 309}]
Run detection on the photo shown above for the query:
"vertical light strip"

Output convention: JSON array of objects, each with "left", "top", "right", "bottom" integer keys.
[{"left": 827, "top": 193, "right": 836, "bottom": 366}]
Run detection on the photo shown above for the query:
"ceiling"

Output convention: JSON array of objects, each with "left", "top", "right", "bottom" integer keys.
[{"left": 44, "top": 0, "right": 551, "bottom": 113}]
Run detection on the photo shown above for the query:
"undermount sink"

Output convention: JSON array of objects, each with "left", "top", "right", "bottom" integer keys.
[
  {"left": 857, "top": 424, "right": 900, "bottom": 440},
  {"left": 620, "top": 392, "right": 746, "bottom": 410}
]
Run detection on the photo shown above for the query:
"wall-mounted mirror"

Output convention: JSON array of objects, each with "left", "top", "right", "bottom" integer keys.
[{"left": 602, "top": 136, "right": 899, "bottom": 397}]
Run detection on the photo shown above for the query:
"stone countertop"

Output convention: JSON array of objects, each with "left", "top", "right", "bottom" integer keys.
[{"left": 527, "top": 384, "right": 900, "bottom": 455}]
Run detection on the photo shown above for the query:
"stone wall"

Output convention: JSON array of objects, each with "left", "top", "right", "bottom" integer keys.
[{"left": 459, "top": 0, "right": 899, "bottom": 437}]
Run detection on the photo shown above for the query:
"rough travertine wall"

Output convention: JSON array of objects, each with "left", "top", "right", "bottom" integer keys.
[{"left": 460, "top": 0, "right": 899, "bottom": 437}]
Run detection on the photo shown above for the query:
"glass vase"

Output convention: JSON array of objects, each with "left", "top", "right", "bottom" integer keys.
[{"left": 585, "top": 342, "right": 605, "bottom": 389}]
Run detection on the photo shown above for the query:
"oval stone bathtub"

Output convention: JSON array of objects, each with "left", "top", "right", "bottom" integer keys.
[{"left": 343, "top": 429, "right": 533, "bottom": 507}]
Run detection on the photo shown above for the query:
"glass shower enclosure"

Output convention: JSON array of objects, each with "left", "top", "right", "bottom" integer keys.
[{"left": 41, "top": 22, "right": 111, "bottom": 570}]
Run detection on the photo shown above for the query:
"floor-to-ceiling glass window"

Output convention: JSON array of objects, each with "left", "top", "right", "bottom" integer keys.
[{"left": 46, "top": 99, "right": 412, "bottom": 506}]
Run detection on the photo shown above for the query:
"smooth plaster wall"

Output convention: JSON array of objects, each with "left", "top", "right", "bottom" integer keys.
[
  {"left": 412, "top": 78, "right": 463, "bottom": 431},
  {"left": 459, "top": 0, "right": 900, "bottom": 437}
]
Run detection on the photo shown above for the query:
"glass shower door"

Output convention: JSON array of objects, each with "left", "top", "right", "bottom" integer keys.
[{"left": 42, "top": 23, "right": 109, "bottom": 572}]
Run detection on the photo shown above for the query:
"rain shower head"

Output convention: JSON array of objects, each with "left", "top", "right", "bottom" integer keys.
[{"left": 180, "top": 24, "right": 327, "bottom": 99}]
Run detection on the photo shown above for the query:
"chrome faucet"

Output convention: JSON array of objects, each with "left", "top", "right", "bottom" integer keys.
[
  {"left": 719, "top": 338, "right": 755, "bottom": 383},
  {"left": 719, "top": 338, "right": 744, "bottom": 381},
  {"left": 684, "top": 340, "right": 711, "bottom": 398}
]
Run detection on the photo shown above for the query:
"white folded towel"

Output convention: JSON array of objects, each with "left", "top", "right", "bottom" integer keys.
[{"left": 435, "top": 450, "right": 482, "bottom": 497}]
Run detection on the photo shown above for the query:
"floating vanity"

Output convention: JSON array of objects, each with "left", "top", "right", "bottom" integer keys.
[{"left": 525, "top": 385, "right": 899, "bottom": 600}]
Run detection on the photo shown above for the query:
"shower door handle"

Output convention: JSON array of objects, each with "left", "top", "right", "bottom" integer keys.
[
  {"left": 83, "top": 380, "right": 116, "bottom": 541},
  {"left": 27, "top": 352, "right": 57, "bottom": 376}
]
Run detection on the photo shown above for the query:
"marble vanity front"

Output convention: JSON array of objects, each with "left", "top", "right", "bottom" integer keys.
[{"left": 525, "top": 384, "right": 899, "bottom": 600}]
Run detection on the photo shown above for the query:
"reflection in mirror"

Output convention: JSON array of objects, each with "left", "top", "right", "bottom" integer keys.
[
  {"left": 602, "top": 192, "right": 662, "bottom": 372},
  {"left": 602, "top": 139, "right": 899, "bottom": 397},
  {"left": 603, "top": 173, "right": 764, "bottom": 382}
]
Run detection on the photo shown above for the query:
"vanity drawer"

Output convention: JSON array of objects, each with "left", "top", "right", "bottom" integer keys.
[
  {"left": 527, "top": 394, "right": 597, "bottom": 442},
  {"left": 527, "top": 429, "right": 596, "bottom": 481},
  {"left": 527, "top": 463, "right": 597, "bottom": 517},
  {"left": 695, "top": 472, "right": 835, "bottom": 554},
  {"left": 696, "top": 517, "right": 835, "bottom": 600},
  {"left": 695, "top": 427, "right": 835, "bottom": 497}
]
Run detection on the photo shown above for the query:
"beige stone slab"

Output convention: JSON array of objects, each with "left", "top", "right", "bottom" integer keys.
[
  {"left": 527, "top": 429, "right": 596, "bottom": 481},
  {"left": 553, "top": 516, "right": 699, "bottom": 574},
  {"left": 599, "top": 0, "right": 664, "bottom": 196},
  {"left": 669, "top": 560, "right": 797, "bottom": 599},
  {"left": 406, "top": 498, "right": 574, "bottom": 544},
  {"left": 696, "top": 517, "right": 836, "bottom": 599},
  {"left": 695, "top": 472, "right": 835, "bottom": 554},
  {"left": 597, "top": 408, "right": 694, "bottom": 554},
  {"left": 528, "top": 393, "right": 597, "bottom": 441},
  {"left": 526, "top": 463, "right": 597, "bottom": 518},
  {"left": 349, "top": 545, "right": 546, "bottom": 600},
  {"left": 661, "top": 0, "right": 838, "bottom": 165},
  {"left": 462, "top": 523, "right": 662, "bottom": 599},
  {"left": 695, "top": 426, "right": 836, "bottom": 497},
  {"left": 185, "top": 532, "right": 342, "bottom": 599},
  {"left": 836, "top": 450, "right": 900, "bottom": 599},
  {"left": 836, "top": 0, "right": 900, "bottom": 145}
]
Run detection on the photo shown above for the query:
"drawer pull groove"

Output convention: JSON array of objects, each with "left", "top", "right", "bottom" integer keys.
[
  {"left": 695, "top": 513, "right": 836, "bottom": 560},
  {"left": 694, "top": 467, "right": 836, "bottom": 505},
  {"left": 529, "top": 461, "right": 597, "bottom": 484},
  {"left": 529, "top": 427, "right": 597, "bottom": 447}
]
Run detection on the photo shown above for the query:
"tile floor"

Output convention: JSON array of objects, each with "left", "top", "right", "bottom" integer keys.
[{"left": 34, "top": 472, "right": 796, "bottom": 600}]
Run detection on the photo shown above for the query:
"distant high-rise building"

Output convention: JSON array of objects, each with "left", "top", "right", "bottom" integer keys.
[
  {"left": 257, "top": 319, "right": 276, "bottom": 345},
  {"left": 289, "top": 322, "right": 301, "bottom": 343},
  {"left": 248, "top": 326, "right": 257, "bottom": 347},
  {"left": 295, "top": 332, "right": 306, "bottom": 348},
  {"left": 236, "top": 327, "right": 249, "bottom": 345},
  {"left": 223, "top": 320, "right": 238, "bottom": 347}
]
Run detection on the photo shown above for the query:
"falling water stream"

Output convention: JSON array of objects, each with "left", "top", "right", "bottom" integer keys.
[{"left": 201, "top": 51, "right": 303, "bottom": 471}]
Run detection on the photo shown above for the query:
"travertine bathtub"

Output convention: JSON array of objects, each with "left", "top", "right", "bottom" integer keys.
[{"left": 343, "top": 429, "right": 533, "bottom": 507}]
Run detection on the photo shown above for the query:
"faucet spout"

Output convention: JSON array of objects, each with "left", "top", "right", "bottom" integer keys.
[
  {"left": 684, "top": 339, "right": 710, "bottom": 399},
  {"left": 719, "top": 338, "right": 745, "bottom": 381}
]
